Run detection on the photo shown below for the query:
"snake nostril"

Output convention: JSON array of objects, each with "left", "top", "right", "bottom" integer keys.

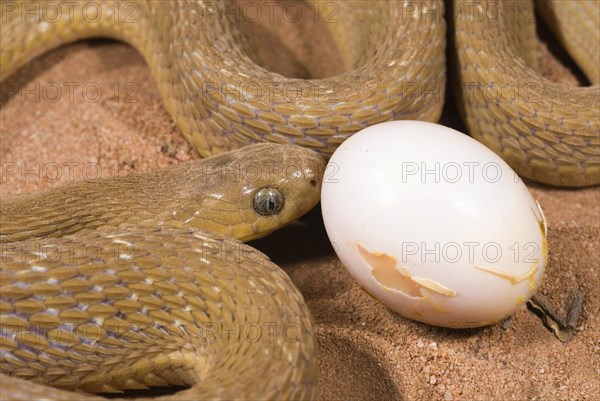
[{"left": 310, "top": 179, "right": 317, "bottom": 187}]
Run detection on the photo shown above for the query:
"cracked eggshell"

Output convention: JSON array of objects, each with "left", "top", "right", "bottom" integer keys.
[{"left": 321, "top": 121, "right": 547, "bottom": 328}]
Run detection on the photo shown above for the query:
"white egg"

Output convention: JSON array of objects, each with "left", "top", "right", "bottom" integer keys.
[{"left": 321, "top": 120, "right": 547, "bottom": 328}]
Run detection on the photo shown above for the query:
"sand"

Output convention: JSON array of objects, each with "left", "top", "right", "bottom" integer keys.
[{"left": 0, "top": 3, "right": 598, "bottom": 401}]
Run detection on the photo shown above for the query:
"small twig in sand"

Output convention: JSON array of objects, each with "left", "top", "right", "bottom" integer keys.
[{"left": 527, "top": 291, "right": 585, "bottom": 342}]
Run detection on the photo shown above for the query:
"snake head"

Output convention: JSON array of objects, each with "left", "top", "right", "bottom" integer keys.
[{"left": 183, "top": 143, "right": 326, "bottom": 242}]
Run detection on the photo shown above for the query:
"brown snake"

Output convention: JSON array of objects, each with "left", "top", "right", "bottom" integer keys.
[
  {"left": 1, "top": 0, "right": 598, "bottom": 186},
  {"left": 0, "top": 0, "right": 599, "bottom": 400},
  {"left": 1, "top": 143, "right": 325, "bottom": 400},
  {"left": 453, "top": 0, "right": 599, "bottom": 186}
]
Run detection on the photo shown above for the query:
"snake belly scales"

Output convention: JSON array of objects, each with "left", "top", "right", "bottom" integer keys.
[{"left": 0, "top": 0, "right": 599, "bottom": 400}]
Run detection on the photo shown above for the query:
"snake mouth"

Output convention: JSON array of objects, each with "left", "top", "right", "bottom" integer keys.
[{"left": 241, "top": 227, "right": 276, "bottom": 243}]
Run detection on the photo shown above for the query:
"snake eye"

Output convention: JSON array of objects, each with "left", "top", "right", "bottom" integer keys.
[{"left": 253, "top": 187, "right": 284, "bottom": 216}]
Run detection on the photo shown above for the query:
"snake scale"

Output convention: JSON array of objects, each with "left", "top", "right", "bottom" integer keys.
[
  {"left": 1, "top": 0, "right": 598, "bottom": 186},
  {"left": 1, "top": 144, "right": 324, "bottom": 400},
  {"left": 0, "top": 0, "right": 598, "bottom": 400}
]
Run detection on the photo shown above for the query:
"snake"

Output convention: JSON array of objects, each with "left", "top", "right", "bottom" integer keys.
[
  {"left": 0, "top": 0, "right": 599, "bottom": 399},
  {"left": 453, "top": 0, "right": 599, "bottom": 187},
  {"left": 1, "top": 143, "right": 325, "bottom": 400},
  {"left": 1, "top": 0, "right": 598, "bottom": 187}
]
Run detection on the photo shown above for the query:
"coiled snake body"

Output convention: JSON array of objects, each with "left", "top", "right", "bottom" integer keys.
[
  {"left": 0, "top": 0, "right": 599, "bottom": 400},
  {"left": 1, "top": 144, "right": 324, "bottom": 400},
  {"left": 1, "top": 0, "right": 598, "bottom": 186}
]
